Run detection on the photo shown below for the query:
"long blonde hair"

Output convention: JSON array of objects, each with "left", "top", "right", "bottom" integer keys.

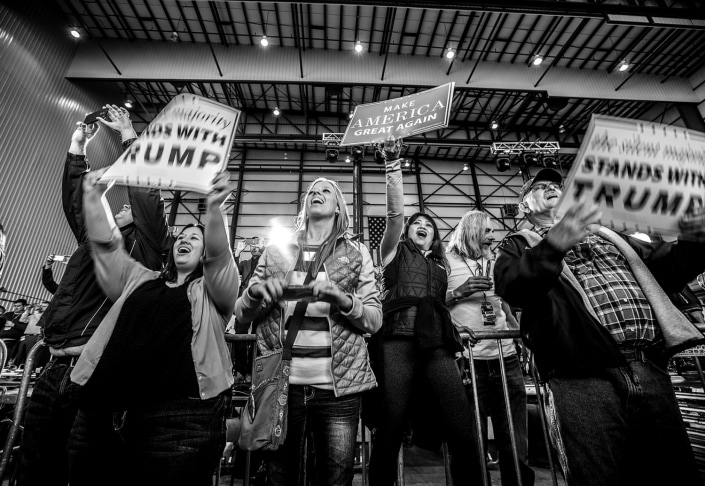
[
  {"left": 447, "top": 210, "right": 492, "bottom": 260},
  {"left": 293, "top": 178, "right": 350, "bottom": 275}
]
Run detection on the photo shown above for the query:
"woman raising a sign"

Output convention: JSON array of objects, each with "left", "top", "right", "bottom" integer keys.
[{"left": 367, "top": 137, "right": 483, "bottom": 485}]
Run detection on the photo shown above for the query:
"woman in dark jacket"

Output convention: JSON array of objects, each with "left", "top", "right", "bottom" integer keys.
[{"left": 367, "top": 138, "right": 482, "bottom": 485}]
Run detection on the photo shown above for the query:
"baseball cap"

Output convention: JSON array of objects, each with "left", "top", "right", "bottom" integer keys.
[{"left": 519, "top": 168, "right": 563, "bottom": 202}]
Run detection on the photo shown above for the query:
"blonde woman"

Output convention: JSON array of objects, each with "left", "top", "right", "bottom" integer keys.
[{"left": 235, "top": 177, "right": 382, "bottom": 486}]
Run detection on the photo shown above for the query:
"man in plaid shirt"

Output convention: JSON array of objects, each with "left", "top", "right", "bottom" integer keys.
[{"left": 495, "top": 168, "right": 705, "bottom": 486}]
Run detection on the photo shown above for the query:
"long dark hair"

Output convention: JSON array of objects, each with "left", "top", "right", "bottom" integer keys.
[
  {"left": 160, "top": 223, "right": 205, "bottom": 285},
  {"left": 402, "top": 212, "right": 448, "bottom": 269}
]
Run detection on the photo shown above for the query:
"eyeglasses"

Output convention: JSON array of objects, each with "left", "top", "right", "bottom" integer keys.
[{"left": 531, "top": 182, "right": 562, "bottom": 192}]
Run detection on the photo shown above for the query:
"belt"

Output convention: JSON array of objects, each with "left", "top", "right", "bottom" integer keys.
[
  {"left": 51, "top": 355, "right": 79, "bottom": 366},
  {"left": 619, "top": 347, "right": 648, "bottom": 362}
]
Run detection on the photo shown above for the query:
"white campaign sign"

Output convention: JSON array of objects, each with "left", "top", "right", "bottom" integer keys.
[
  {"left": 101, "top": 94, "right": 241, "bottom": 194},
  {"left": 555, "top": 115, "right": 705, "bottom": 237}
]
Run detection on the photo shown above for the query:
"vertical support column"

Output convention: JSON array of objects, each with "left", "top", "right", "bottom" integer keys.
[
  {"left": 228, "top": 150, "right": 246, "bottom": 248},
  {"left": 677, "top": 103, "right": 705, "bottom": 132},
  {"left": 296, "top": 152, "right": 305, "bottom": 214},
  {"left": 167, "top": 190, "right": 182, "bottom": 228},
  {"left": 469, "top": 162, "right": 484, "bottom": 211},
  {"left": 414, "top": 158, "right": 425, "bottom": 213},
  {"left": 353, "top": 157, "right": 364, "bottom": 243}
]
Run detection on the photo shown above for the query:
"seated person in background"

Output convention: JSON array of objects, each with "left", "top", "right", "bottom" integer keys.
[
  {"left": 14, "top": 301, "right": 50, "bottom": 368},
  {"left": 494, "top": 168, "right": 705, "bottom": 486},
  {"left": 1, "top": 299, "right": 28, "bottom": 362},
  {"left": 41, "top": 254, "right": 61, "bottom": 294},
  {"left": 446, "top": 210, "right": 534, "bottom": 486}
]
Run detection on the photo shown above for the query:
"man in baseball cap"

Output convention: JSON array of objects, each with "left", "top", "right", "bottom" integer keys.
[{"left": 494, "top": 163, "right": 705, "bottom": 486}]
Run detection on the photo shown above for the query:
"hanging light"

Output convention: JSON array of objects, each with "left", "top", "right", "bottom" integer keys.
[
  {"left": 491, "top": 121, "right": 499, "bottom": 130},
  {"left": 558, "top": 125, "right": 566, "bottom": 134},
  {"left": 404, "top": 159, "right": 411, "bottom": 168},
  {"left": 618, "top": 59, "right": 630, "bottom": 72},
  {"left": 348, "top": 111, "right": 354, "bottom": 119},
  {"left": 70, "top": 29, "right": 81, "bottom": 39},
  {"left": 496, "top": 157, "right": 511, "bottom": 172},
  {"left": 351, "top": 146, "right": 364, "bottom": 163},
  {"left": 326, "top": 149, "right": 339, "bottom": 164},
  {"left": 354, "top": 41, "right": 363, "bottom": 53},
  {"left": 124, "top": 100, "right": 133, "bottom": 109},
  {"left": 532, "top": 54, "right": 543, "bottom": 66},
  {"left": 283, "top": 152, "right": 288, "bottom": 160},
  {"left": 462, "top": 163, "right": 469, "bottom": 171},
  {"left": 170, "top": 31, "right": 179, "bottom": 42},
  {"left": 260, "top": 35, "right": 269, "bottom": 47},
  {"left": 445, "top": 48, "right": 456, "bottom": 60},
  {"left": 272, "top": 107, "right": 280, "bottom": 116}
]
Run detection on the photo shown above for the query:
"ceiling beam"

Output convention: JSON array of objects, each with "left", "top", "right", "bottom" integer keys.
[{"left": 68, "top": 40, "right": 699, "bottom": 103}]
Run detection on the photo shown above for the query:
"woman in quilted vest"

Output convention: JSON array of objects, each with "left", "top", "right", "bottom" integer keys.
[
  {"left": 367, "top": 138, "right": 483, "bottom": 485},
  {"left": 235, "top": 177, "right": 382, "bottom": 486}
]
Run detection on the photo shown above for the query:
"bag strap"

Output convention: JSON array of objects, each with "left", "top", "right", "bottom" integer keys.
[{"left": 282, "top": 249, "right": 316, "bottom": 361}]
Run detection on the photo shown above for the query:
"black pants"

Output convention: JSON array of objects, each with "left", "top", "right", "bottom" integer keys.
[{"left": 368, "top": 338, "right": 483, "bottom": 485}]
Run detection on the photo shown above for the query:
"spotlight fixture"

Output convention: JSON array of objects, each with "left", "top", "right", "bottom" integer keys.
[
  {"left": 70, "top": 29, "right": 80, "bottom": 39},
  {"left": 618, "top": 59, "right": 630, "bottom": 72},
  {"left": 354, "top": 41, "right": 363, "bottom": 53},
  {"left": 496, "top": 157, "right": 511, "bottom": 172},
  {"left": 272, "top": 107, "right": 280, "bottom": 116},
  {"left": 523, "top": 153, "right": 540, "bottom": 166},
  {"left": 532, "top": 54, "right": 543, "bottom": 66},
  {"left": 351, "top": 146, "right": 364, "bottom": 163},
  {"left": 404, "top": 159, "right": 411, "bottom": 168},
  {"left": 345, "top": 155, "right": 351, "bottom": 163},
  {"left": 543, "top": 155, "right": 558, "bottom": 168},
  {"left": 558, "top": 125, "right": 566, "bottom": 134},
  {"left": 326, "top": 148, "right": 339, "bottom": 164},
  {"left": 170, "top": 31, "right": 179, "bottom": 42},
  {"left": 462, "top": 163, "right": 469, "bottom": 171},
  {"left": 124, "top": 100, "right": 133, "bottom": 109},
  {"left": 283, "top": 152, "right": 288, "bottom": 160},
  {"left": 260, "top": 35, "right": 269, "bottom": 47},
  {"left": 374, "top": 149, "right": 386, "bottom": 165},
  {"left": 349, "top": 111, "right": 354, "bottom": 119},
  {"left": 491, "top": 121, "right": 499, "bottom": 130},
  {"left": 445, "top": 48, "right": 456, "bottom": 60}
]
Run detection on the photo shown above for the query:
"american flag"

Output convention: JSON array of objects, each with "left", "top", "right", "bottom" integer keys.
[{"left": 368, "top": 216, "right": 386, "bottom": 250}]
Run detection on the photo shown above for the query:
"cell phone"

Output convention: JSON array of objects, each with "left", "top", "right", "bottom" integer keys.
[
  {"left": 53, "top": 255, "right": 67, "bottom": 262},
  {"left": 83, "top": 109, "right": 111, "bottom": 125},
  {"left": 281, "top": 286, "right": 315, "bottom": 301}
]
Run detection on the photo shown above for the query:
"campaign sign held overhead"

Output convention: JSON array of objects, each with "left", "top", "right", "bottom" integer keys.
[
  {"left": 340, "top": 83, "right": 455, "bottom": 147},
  {"left": 101, "top": 94, "right": 241, "bottom": 194},
  {"left": 555, "top": 115, "right": 705, "bottom": 237}
]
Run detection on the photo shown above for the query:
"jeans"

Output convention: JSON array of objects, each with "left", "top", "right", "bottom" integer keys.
[
  {"left": 368, "top": 339, "right": 483, "bottom": 486},
  {"left": 267, "top": 385, "right": 360, "bottom": 486},
  {"left": 469, "top": 355, "right": 535, "bottom": 486},
  {"left": 68, "top": 393, "right": 229, "bottom": 486},
  {"left": 16, "top": 358, "right": 81, "bottom": 486},
  {"left": 547, "top": 357, "right": 699, "bottom": 486}
]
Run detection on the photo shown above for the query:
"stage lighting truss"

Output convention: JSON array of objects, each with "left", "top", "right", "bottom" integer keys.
[
  {"left": 322, "top": 133, "right": 344, "bottom": 146},
  {"left": 490, "top": 141, "right": 560, "bottom": 155}
]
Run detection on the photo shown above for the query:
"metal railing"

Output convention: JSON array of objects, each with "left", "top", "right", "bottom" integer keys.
[{"left": 0, "top": 339, "right": 46, "bottom": 482}]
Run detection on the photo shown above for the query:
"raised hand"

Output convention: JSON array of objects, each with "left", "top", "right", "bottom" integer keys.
[
  {"left": 69, "top": 122, "right": 100, "bottom": 155},
  {"left": 206, "top": 172, "right": 234, "bottom": 210},
  {"left": 679, "top": 206, "right": 705, "bottom": 242},
  {"left": 97, "top": 104, "right": 132, "bottom": 132},
  {"left": 546, "top": 199, "right": 601, "bottom": 252},
  {"left": 82, "top": 167, "right": 111, "bottom": 198},
  {"left": 234, "top": 239, "right": 247, "bottom": 257}
]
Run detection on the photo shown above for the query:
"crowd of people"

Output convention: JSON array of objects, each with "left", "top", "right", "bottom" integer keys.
[{"left": 0, "top": 108, "right": 703, "bottom": 486}]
